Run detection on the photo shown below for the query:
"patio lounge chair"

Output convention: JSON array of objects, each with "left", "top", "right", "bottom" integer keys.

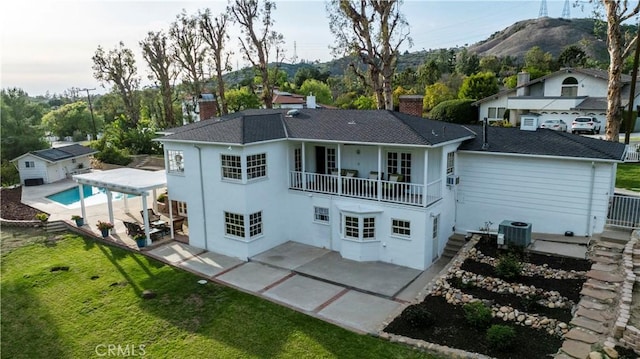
[
  {"left": 140, "top": 209, "right": 161, "bottom": 223},
  {"left": 123, "top": 221, "right": 162, "bottom": 241},
  {"left": 383, "top": 173, "right": 404, "bottom": 198}
]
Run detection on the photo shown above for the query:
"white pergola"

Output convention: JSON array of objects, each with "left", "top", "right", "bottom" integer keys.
[{"left": 73, "top": 168, "right": 169, "bottom": 246}]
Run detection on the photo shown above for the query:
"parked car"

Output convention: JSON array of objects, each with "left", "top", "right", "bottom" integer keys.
[
  {"left": 539, "top": 119, "right": 568, "bottom": 132},
  {"left": 571, "top": 117, "right": 602, "bottom": 134}
]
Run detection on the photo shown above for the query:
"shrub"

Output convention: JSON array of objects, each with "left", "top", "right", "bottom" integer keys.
[
  {"left": 35, "top": 213, "right": 49, "bottom": 222},
  {"left": 402, "top": 304, "right": 434, "bottom": 329},
  {"left": 463, "top": 301, "right": 492, "bottom": 328},
  {"left": 429, "top": 99, "right": 478, "bottom": 124},
  {"left": 486, "top": 324, "right": 516, "bottom": 351},
  {"left": 0, "top": 161, "right": 19, "bottom": 187},
  {"left": 94, "top": 146, "right": 132, "bottom": 166},
  {"left": 157, "top": 193, "right": 167, "bottom": 203},
  {"left": 495, "top": 254, "right": 523, "bottom": 279}
]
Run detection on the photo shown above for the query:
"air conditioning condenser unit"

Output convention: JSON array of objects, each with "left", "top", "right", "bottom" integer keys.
[{"left": 498, "top": 220, "right": 532, "bottom": 247}]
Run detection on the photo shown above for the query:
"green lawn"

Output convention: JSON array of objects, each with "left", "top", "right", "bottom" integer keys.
[
  {"left": 1, "top": 229, "right": 437, "bottom": 359},
  {"left": 617, "top": 163, "right": 640, "bottom": 191}
]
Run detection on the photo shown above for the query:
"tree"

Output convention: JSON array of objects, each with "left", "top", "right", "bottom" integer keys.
[
  {"left": 293, "top": 66, "right": 330, "bottom": 88},
  {"left": 479, "top": 55, "right": 501, "bottom": 74},
  {"left": 455, "top": 48, "right": 480, "bottom": 76},
  {"left": 424, "top": 82, "right": 456, "bottom": 112},
  {"left": 170, "top": 10, "right": 207, "bottom": 101},
  {"left": 558, "top": 45, "right": 588, "bottom": 68},
  {"left": 598, "top": 0, "right": 640, "bottom": 141},
  {"left": 0, "top": 88, "right": 48, "bottom": 162},
  {"left": 299, "top": 79, "right": 333, "bottom": 105},
  {"left": 140, "top": 30, "right": 178, "bottom": 128},
  {"left": 92, "top": 41, "right": 141, "bottom": 127},
  {"left": 416, "top": 60, "right": 442, "bottom": 89},
  {"left": 41, "top": 102, "right": 96, "bottom": 140},
  {"left": 328, "top": 0, "right": 411, "bottom": 110},
  {"left": 199, "top": 8, "right": 232, "bottom": 115},
  {"left": 225, "top": 87, "right": 261, "bottom": 112},
  {"left": 458, "top": 72, "right": 499, "bottom": 100},
  {"left": 523, "top": 46, "right": 555, "bottom": 74},
  {"left": 230, "top": 0, "right": 285, "bottom": 109},
  {"left": 353, "top": 94, "right": 376, "bottom": 109}
]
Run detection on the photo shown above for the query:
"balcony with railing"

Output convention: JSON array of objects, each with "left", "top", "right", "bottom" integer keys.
[{"left": 288, "top": 171, "right": 442, "bottom": 207}]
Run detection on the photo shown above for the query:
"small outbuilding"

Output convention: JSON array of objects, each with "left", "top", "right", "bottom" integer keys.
[{"left": 11, "top": 144, "right": 98, "bottom": 185}]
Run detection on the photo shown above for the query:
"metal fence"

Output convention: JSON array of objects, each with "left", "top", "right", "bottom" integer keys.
[{"left": 607, "top": 194, "right": 640, "bottom": 229}]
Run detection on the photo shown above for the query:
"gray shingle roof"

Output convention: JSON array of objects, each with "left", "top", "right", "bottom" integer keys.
[
  {"left": 30, "top": 144, "right": 98, "bottom": 162},
  {"left": 160, "top": 109, "right": 475, "bottom": 146},
  {"left": 459, "top": 125, "right": 627, "bottom": 161}
]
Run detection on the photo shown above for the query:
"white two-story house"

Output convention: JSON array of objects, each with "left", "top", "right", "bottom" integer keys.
[
  {"left": 155, "top": 106, "right": 626, "bottom": 271},
  {"left": 473, "top": 68, "right": 640, "bottom": 132}
]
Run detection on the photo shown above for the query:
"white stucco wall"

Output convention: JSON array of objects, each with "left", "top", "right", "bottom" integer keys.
[{"left": 455, "top": 152, "right": 616, "bottom": 237}]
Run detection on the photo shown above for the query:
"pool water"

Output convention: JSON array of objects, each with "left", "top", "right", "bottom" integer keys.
[{"left": 47, "top": 186, "right": 135, "bottom": 208}]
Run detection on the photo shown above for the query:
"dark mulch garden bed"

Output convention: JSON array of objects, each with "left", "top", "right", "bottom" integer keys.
[
  {"left": 460, "top": 259, "right": 586, "bottom": 301},
  {"left": 385, "top": 296, "right": 563, "bottom": 359},
  {"left": 474, "top": 236, "right": 592, "bottom": 272},
  {"left": 384, "top": 236, "right": 592, "bottom": 359},
  {"left": 448, "top": 277, "right": 573, "bottom": 323}
]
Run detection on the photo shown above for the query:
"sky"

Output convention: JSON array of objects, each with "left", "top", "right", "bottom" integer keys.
[{"left": 0, "top": 0, "right": 595, "bottom": 97}]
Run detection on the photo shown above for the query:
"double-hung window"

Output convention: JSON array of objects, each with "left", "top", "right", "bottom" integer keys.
[
  {"left": 247, "top": 153, "right": 267, "bottom": 180},
  {"left": 446, "top": 152, "right": 455, "bottom": 175},
  {"left": 168, "top": 150, "right": 185, "bottom": 173},
  {"left": 314, "top": 207, "right": 329, "bottom": 223},
  {"left": 221, "top": 154, "right": 242, "bottom": 180}
]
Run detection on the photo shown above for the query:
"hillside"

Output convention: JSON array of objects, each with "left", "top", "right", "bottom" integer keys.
[
  {"left": 467, "top": 17, "right": 608, "bottom": 62},
  {"left": 223, "top": 17, "right": 609, "bottom": 86}
]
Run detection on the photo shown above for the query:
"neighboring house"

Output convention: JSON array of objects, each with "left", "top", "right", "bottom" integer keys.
[
  {"left": 155, "top": 104, "right": 626, "bottom": 271},
  {"left": 473, "top": 68, "right": 640, "bottom": 132},
  {"left": 181, "top": 94, "right": 217, "bottom": 125},
  {"left": 272, "top": 91, "right": 305, "bottom": 109},
  {"left": 11, "top": 144, "right": 97, "bottom": 185}
]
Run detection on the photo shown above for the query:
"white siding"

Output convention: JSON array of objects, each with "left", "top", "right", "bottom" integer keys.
[
  {"left": 17, "top": 155, "right": 48, "bottom": 184},
  {"left": 456, "top": 152, "right": 615, "bottom": 236}
]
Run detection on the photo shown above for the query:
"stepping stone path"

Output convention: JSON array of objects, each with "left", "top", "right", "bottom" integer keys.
[{"left": 555, "top": 231, "right": 638, "bottom": 359}]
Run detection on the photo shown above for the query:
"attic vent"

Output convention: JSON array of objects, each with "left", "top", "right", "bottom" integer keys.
[
  {"left": 347, "top": 120, "right": 356, "bottom": 125},
  {"left": 286, "top": 109, "right": 300, "bottom": 117}
]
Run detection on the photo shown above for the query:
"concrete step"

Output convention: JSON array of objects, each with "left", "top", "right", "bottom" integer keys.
[
  {"left": 579, "top": 287, "right": 617, "bottom": 304},
  {"left": 45, "top": 221, "right": 67, "bottom": 233},
  {"left": 599, "top": 229, "right": 632, "bottom": 244}
]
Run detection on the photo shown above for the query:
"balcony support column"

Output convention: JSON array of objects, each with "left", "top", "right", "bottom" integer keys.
[
  {"left": 423, "top": 150, "right": 429, "bottom": 207},
  {"left": 337, "top": 144, "right": 342, "bottom": 196},
  {"left": 302, "top": 143, "right": 307, "bottom": 191},
  {"left": 377, "top": 146, "right": 382, "bottom": 201}
]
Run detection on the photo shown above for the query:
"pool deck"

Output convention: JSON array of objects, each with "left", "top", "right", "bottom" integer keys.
[{"left": 21, "top": 177, "right": 169, "bottom": 247}]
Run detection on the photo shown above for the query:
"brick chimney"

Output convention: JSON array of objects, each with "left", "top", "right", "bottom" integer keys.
[
  {"left": 198, "top": 94, "right": 217, "bottom": 121},
  {"left": 398, "top": 95, "right": 424, "bottom": 117}
]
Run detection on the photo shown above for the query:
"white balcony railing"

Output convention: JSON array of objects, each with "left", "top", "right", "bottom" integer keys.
[{"left": 289, "top": 171, "right": 442, "bottom": 207}]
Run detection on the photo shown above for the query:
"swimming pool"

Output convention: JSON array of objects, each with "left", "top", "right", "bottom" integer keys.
[{"left": 47, "top": 186, "right": 135, "bottom": 208}]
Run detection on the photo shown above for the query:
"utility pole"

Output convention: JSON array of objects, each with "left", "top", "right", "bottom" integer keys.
[{"left": 80, "top": 88, "right": 97, "bottom": 140}]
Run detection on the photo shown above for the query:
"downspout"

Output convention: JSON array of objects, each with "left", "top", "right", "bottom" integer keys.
[
  {"left": 195, "top": 145, "right": 208, "bottom": 250},
  {"left": 586, "top": 161, "right": 595, "bottom": 237}
]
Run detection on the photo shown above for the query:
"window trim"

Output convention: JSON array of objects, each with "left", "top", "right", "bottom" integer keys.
[
  {"left": 341, "top": 212, "right": 377, "bottom": 242},
  {"left": 25, "top": 161, "right": 35, "bottom": 168},
  {"left": 221, "top": 154, "right": 242, "bottom": 181},
  {"left": 224, "top": 211, "right": 245, "bottom": 239},
  {"left": 167, "top": 150, "right": 185, "bottom": 174},
  {"left": 314, "top": 206, "right": 329, "bottom": 223},
  {"left": 246, "top": 153, "right": 267, "bottom": 180},
  {"left": 446, "top": 152, "right": 455, "bottom": 175},
  {"left": 386, "top": 151, "right": 412, "bottom": 183},
  {"left": 391, "top": 218, "right": 411, "bottom": 238}
]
